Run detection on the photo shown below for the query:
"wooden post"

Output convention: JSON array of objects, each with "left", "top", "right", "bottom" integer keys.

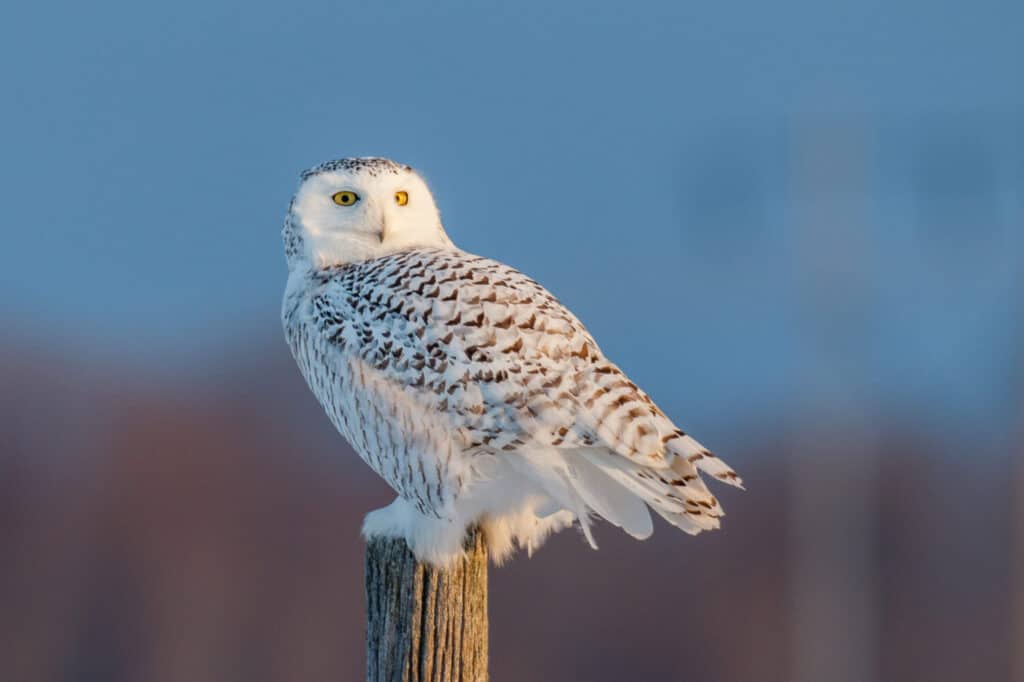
[{"left": 365, "top": 528, "right": 488, "bottom": 682}]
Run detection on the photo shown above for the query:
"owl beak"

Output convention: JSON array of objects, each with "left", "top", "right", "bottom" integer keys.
[{"left": 379, "top": 216, "right": 388, "bottom": 243}]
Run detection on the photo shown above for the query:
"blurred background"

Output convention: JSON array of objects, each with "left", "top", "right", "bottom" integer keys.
[{"left": 1, "top": 1, "right": 1022, "bottom": 680}]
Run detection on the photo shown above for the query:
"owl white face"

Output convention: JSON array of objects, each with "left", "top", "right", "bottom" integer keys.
[{"left": 286, "top": 158, "right": 452, "bottom": 269}]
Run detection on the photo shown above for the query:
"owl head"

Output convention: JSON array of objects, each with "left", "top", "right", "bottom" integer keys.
[{"left": 283, "top": 157, "right": 452, "bottom": 270}]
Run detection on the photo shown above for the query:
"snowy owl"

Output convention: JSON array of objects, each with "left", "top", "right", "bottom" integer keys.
[{"left": 281, "top": 157, "right": 741, "bottom": 566}]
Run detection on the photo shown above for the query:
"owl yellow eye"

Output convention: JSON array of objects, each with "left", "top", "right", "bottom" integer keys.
[
  {"left": 332, "top": 191, "right": 359, "bottom": 206},
  {"left": 395, "top": 191, "right": 409, "bottom": 206}
]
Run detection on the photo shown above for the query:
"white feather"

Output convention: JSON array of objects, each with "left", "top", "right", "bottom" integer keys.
[{"left": 566, "top": 452, "right": 654, "bottom": 540}]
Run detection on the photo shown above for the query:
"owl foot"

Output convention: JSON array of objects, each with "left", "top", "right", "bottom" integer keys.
[{"left": 362, "top": 497, "right": 472, "bottom": 568}]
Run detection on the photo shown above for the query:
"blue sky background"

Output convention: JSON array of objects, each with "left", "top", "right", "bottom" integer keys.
[{"left": 1, "top": 0, "right": 1022, "bottom": 446}]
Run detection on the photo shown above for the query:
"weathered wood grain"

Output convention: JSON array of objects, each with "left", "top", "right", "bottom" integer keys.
[{"left": 365, "top": 529, "right": 488, "bottom": 682}]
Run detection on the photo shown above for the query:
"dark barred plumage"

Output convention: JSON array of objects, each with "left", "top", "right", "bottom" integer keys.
[
  {"left": 283, "top": 247, "right": 741, "bottom": 525},
  {"left": 301, "top": 157, "right": 412, "bottom": 181}
]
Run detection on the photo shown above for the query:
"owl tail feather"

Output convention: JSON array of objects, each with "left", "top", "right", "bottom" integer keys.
[
  {"left": 575, "top": 448, "right": 725, "bottom": 537},
  {"left": 566, "top": 454, "right": 654, "bottom": 542},
  {"left": 663, "top": 432, "right": 745, "bottom": 489}
]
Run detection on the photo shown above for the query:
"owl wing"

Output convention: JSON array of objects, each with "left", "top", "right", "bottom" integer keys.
[{"left": 301, "top": 248, "right": 740, "bottom": 534}]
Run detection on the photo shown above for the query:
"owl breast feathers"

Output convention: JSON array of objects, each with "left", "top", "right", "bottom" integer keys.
[{"left": 283, "top": 246, "right": 740, "bottom": 564}]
